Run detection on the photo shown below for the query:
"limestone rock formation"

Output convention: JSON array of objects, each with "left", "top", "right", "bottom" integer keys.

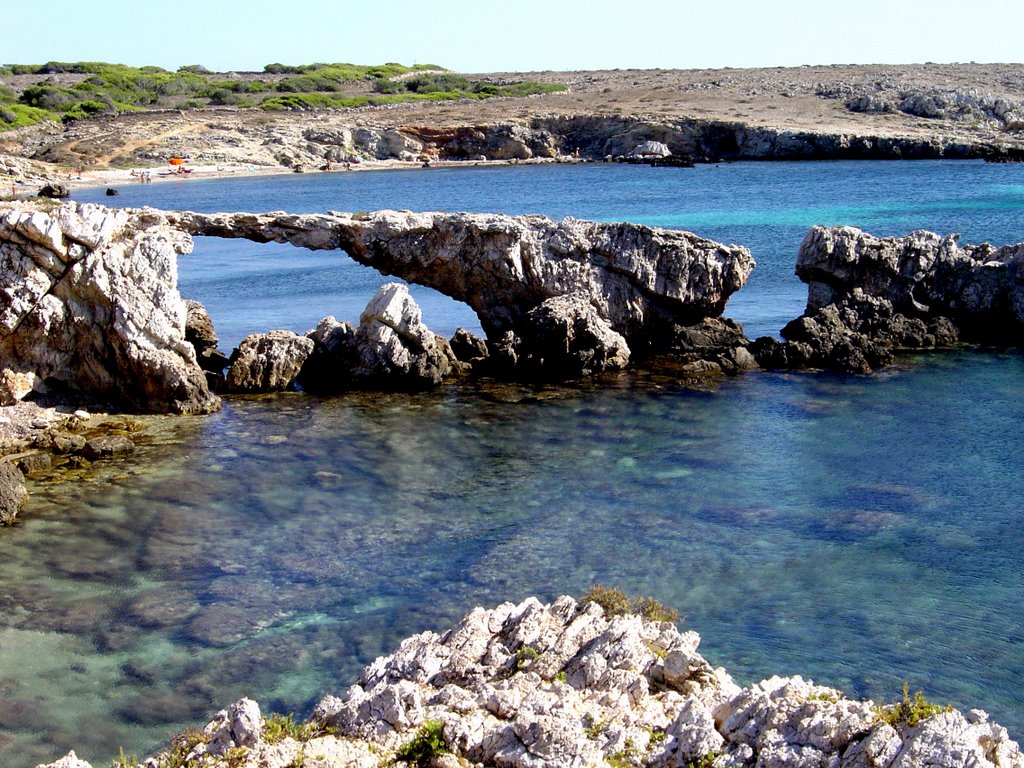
[
  {"left": 488, "top": 292, "right": 631, "bottom": 378},
  {"left": 0, "top": 201, "right": 220, "bottom": 413},
  {"left": 299, "top": 283, "right": 455, "bottom": 391},
  {"left": 754, "top": 226, "right": 1024, "bottom": 373},
  {"left": 33, "top": 750, "right": 92, "bottom": 768},
  {"left": 0, "top": 460, "right": 28, "bottom": 525},
  {"left": 61, "top": 595, "right": 1021, "bottom": 768},
  {"left": 166, "top": 209, "right": 755, "bottom": 349},
  {"left": 225, "top": 330, "right": 314, "bottom": 393}
]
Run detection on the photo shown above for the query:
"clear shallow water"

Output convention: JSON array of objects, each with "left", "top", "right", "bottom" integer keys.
[{"left": 1, "top": 161, "right": 1022, "bottom": 766}]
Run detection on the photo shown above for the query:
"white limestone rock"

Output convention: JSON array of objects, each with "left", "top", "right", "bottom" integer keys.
[
  {"left": 33, "top": 751, "right": 93, "bottom": 768},
  {"left": 0, "top": 201, "right": 219, "bottom": 413},
  {"left": 225, "top": 330, "right": 314, "bottom": 392}
]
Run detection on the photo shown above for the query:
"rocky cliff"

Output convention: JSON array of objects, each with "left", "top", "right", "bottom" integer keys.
[
  {"left": 0, "top": 201, "right": 219, "bottom": 413},
  {"left": 752, "top": 226, "right": 1024, "bottom": 373},
  {"left": 37, "top": 595, "right": 1023, "bottom": 768}
]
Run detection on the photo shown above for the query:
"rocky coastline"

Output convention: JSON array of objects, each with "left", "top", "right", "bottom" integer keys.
[
  {"left": 36, "top": 594, "right": 1024, "bottom": 768},
  {"left": 2, "top": 197, "right": 1024, "bottom": 523}
]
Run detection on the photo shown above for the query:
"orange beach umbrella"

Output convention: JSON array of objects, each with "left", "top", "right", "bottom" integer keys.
[{"left": 169, "top": 157, "right": 185, "bottom": 166}]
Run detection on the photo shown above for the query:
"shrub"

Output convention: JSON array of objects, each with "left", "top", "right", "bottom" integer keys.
[
  {"left": 263, "top": 712, "right": 335, "bottom": 743},
  {"left": 393, "top": 719, "right": 449, "bottom": 767},
  {"left": 874, "top": 682, "right": 952, "bottom": 728},
  {"left": 581, "top": 585, "right": 681, "bottom": 624}
]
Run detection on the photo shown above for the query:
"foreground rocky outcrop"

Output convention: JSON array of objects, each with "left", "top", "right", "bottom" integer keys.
[
  {"left": 37, "top": 595, "right": 1022, "bottom": 768},
  {"left": 0, "top": 201, "right": 220, "bottom": 413},
  {"left": 751, "top": 226, "right": 1024, "bottom": 373}
]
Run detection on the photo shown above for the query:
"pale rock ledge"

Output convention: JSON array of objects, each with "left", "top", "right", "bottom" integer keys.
[{"left": 36, "top": 596, "right": 1023, "bottom": 768}]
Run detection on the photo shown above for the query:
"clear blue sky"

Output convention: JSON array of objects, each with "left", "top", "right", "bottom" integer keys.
[{"left": 5, "top": 0, "right": 1022, "bottom": 72}]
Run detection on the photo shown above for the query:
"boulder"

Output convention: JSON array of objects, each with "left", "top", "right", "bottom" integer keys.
[
  {"left": 450, "top": 327, "right": 490, "bottom": 364},
  {"left": 0, "top": 201, "right": 220, "bottom": 413},
  {"left": 300, "top": 288, "right": 462, "bottom": 392},
  {"left": 489, "top": 292, "right": 631, "bottom": 378},
  {"left": 0, "top": 368, "right": 38, "bottom": 405},
  {"left": 82, "top": 435, "right": 135, "bottom": 460},
  {"left": 0, "top": 460, "right": 28, "bottom": 525},
  {"left": 225, "top": 330, "right": 314, "bottom": 393},
  {"left": 38, "top": 183, "right": 70, "bottom": 199},
  {"left": 351, "top": 283, "right": 454, "bottom": 389},
  {"left": 626, "top": 140, "right": 673, "bottom": 158}
]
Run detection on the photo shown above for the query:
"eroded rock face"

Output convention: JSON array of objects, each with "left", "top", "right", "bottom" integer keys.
[
  {"left": 0, "top": 202, "right": 220, "bottom": 413},
  {"left": 225, "top": 330, "right": 314, "bottom": 393},
  {"left": 166, "top": 209, "right": 755, "bottom": 347},
  {"left": 754, "top": 226, "right": 1024, "bottom": 372}
]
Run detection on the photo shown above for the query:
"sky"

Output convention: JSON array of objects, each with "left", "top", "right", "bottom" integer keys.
[{"left": 4, "top": 0, "right": 1022, "bottom": 73}]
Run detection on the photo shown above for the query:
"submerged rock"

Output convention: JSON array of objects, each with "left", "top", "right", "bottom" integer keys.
[{"left": 0, "top": 460, "right": 28, "bottom": 525}]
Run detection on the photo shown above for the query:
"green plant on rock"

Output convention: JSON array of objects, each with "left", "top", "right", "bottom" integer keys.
[
  {"left": 607, "top": 738, "right": 640, "bottom": 768},
  {"left": 515, "top": 644, "right": 540, "bottom": 671},
  {"left": 804, "top": 689, "right": 842, "bottom": 704},
  {"left": 264, "top": 712, "right": 339, "bottom": 744},
  {"left": 581, "top": 585, "right": 681, "bottom": 624},
  {"left": 153, "top": 726, "right": 207, "bottom": 768},
  {"left": 583, "top": 585, "right": 632, "bottom": 616},
  {"left": 223, "top": 746, "right": 249, "bottom": 768},
  {"left": 393, "top": 719, "right": 449, "bottom": 767},
  {"left": 874, "top": 682, "right": 952, "bottom": 728},
  {"left": 110, "top": 747, "right": 139, "bottom": 768},
  {"left": 583, "top": 716, "right": 606, "bottom": 740},
  {"left": 685, "top": 752, "right": 719, "bottom": 768}
]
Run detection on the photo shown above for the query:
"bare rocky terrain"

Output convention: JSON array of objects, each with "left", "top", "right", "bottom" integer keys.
[{"left": 2, "top": 63, "right": 1024, "bottom": 174}]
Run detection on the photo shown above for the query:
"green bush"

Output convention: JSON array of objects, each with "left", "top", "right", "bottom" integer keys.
[
  {"left": 0, "top": 103, "right": 58, "bottom": 129},
  {"left": 393, "top": 719, "right": 449, "bottom": 767},
  {"left": 581, "top": 585, "right": 681, "bottom": 624},
  {"left": 874, "top": 682, "right": 951, "bottom": 728}
]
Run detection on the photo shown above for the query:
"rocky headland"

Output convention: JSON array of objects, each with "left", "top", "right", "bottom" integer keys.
[
  {"left": 36, "top": 594, "right": 1023, "bottom": 768},
  {"left": 4, "top": 64, "right": 1024, "bottom": 188}
]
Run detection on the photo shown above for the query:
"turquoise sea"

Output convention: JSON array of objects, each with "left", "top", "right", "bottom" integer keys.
[{"left": 1, "top": 160, "right": 1022, "bottom": 767}]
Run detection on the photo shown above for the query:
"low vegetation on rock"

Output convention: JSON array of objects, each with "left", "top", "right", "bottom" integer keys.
[
  {"left": 874, "top": 682, "right": 953, "bottom": 729},
  {"left": 582, "top": 584, "right": 682, "bottom": 623},
  {"left": 392, "top": 719, "right": 449, "bottom": 767},
  {"left": 0, "top": 60, "right": 566, "bottom": 130}
]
